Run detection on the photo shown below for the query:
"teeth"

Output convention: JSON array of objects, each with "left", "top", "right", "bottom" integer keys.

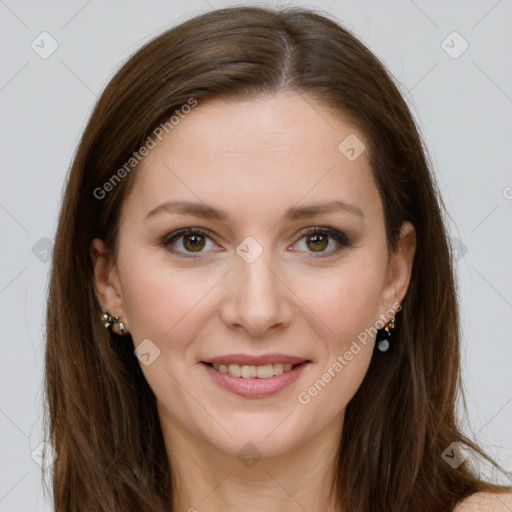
[
  {"left": 256, "top": 364, "right": 274, "bottom": 378},
  {"left": 228, "top": 363, "right": 241, "bottom": 377},
  {"left": 273, "top": 363, "right": 284, "bottom": 375},
  {"left": 211, "top": 362, "right": 297, "bottom": 379}
]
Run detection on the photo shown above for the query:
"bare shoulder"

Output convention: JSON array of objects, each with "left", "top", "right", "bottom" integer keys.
[{"left": 454, "top": 491, "right": 512, "bottom": 511}]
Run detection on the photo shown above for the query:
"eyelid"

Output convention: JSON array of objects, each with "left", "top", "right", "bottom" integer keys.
[
  {"left": 160, "top": 227, "right": 217, "bottom": 246},
  {"left": 295, "top": 225, "right": 349, "bottom": 245}
]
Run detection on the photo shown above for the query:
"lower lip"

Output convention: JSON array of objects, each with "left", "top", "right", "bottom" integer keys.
[{"left": 202, "top": 362, "right": 310, "bottom": 398}]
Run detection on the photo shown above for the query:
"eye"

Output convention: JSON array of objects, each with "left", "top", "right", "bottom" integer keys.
[
  {"left": 160, "top": 226, "right": 350, "bottom": 259},
  {"left": 160, "top": 228, "right": 219, "bottom": 258},
  {"left": 292, "top": 226, "right": 349, "bottom": 258}
]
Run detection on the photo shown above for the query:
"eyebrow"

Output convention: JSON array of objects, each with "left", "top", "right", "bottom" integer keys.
[{"left": 144, "top": 199, "right": 364, "bottom": 223}]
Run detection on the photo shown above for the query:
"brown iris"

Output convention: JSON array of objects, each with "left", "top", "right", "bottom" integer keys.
[
  {"left": 306, "top": 233, "right": 328, "bottom": 252},
  {"left": 183, "top": 233, "right": 206, "bottom": 252}
]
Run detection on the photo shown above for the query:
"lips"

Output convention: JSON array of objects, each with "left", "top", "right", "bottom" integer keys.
[{"left": 201, "top": 353, "right": 310, "bottom": 398}]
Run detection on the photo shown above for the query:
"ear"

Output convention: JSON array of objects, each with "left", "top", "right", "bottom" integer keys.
[
  {"left": 90, "top": 238, "right": 129, "bottom": 332},
  {"left": 379, "top": 221, "right": 416, "bottom": 314}
]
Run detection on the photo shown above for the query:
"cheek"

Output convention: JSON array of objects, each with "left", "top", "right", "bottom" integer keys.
[
  {"left": 294, "top": 262, "right": 381, "bottom": 419},
  {"left": 118, "top": 248, "right": 220, "bottom": 343},
  {"left": 293, "top": 258, "right": 386, "bottom": 350}
]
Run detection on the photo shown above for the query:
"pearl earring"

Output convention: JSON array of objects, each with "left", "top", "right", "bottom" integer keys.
[{"left": 376, "top": 315, "right": 395, "bottom": 352}]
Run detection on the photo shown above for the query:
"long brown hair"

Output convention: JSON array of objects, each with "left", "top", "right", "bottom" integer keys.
[{"left": 43, "top": 6, "right": 511, "bottom": 511}]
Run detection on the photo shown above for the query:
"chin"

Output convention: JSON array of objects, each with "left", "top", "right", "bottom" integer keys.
[{"left": 201, "top": 411, "right": 315, "bottom": 460}]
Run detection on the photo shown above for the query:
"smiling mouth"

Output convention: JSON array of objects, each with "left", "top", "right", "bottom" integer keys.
[{"left": 203, "top": 362, "right": 304, "bottom": 379}]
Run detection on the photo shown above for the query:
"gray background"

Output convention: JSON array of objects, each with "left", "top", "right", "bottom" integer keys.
[{"left": 1, "top": 0, "right": 511, "bottom": 510}]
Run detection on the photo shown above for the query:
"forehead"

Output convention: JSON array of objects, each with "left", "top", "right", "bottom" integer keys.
[{"left": 123, "top": 92, "right": 382, "bottom": 225}]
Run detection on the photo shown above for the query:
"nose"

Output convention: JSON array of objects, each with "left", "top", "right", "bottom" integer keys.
[{"left": 219, "top": 244, "right": 294, "bottom": 336}]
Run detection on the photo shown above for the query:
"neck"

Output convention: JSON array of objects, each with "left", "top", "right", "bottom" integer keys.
[{"left": 159, "top": 408, "right": 344, "bottom": 512}]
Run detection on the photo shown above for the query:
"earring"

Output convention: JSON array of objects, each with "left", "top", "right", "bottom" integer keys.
[
  {"left": 376, "top": 315, "right": 395, "bottom": 352},
  {"left": 102, "top": 311, "right": 117, "bottom": 330},
  {"left": 102, "top": 311, "right": 129, "bottom": 335}
]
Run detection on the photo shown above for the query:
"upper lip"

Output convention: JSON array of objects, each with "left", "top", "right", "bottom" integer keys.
[{"left": 203, "top": 353, "right": 309, "bottom": 366}]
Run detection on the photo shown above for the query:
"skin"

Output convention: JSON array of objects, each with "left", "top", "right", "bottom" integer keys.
[
  {"left": 454, "top": 492, "right": 512, "bottom": 512},
  {"left": 91, "top": 91, "right": 417, "bottom": 511}
]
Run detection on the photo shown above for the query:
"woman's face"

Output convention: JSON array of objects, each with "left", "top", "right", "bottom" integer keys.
[{"left": 92, "top": 92, "right": 415, "bottom": 459}]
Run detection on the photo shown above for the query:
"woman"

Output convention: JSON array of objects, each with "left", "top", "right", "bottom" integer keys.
[{"left": 43, "top": 6, "right": 511, "bottom": 511}]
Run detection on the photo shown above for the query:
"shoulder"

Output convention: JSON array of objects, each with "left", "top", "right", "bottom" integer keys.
[{"left": 454, "top": 491, "right": 512, "bottom": 511}]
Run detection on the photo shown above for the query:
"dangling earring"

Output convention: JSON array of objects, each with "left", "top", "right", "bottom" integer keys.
[
  {"left": 102, "top": 311, "right": 129, "bottom": 335},
  {"left": 376, "top": 315, "right": 395, "bottom": 352}
]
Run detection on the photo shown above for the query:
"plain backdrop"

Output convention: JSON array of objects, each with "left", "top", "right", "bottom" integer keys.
[{"left": 1, "top": 1, "right": 511, "bottom": 510}]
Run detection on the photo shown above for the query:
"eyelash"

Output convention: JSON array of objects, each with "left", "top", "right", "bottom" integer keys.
[{"left": 159, "top": 226, "right": 350, "bottom": 259}]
